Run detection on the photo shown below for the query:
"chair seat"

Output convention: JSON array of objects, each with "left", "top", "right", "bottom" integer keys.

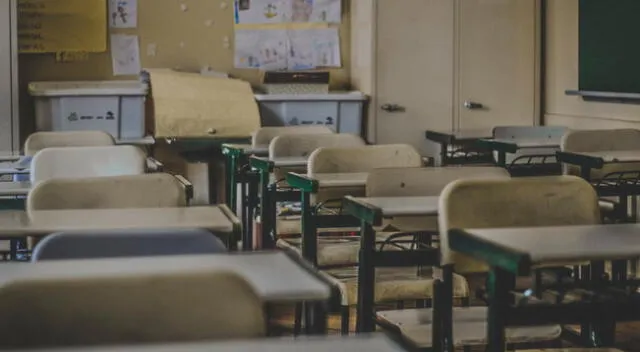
[
  {"left": 276, "top": 232, "right": 408, "bottom": 267},
  {"left": 377, "top": 306, "right": 561, "bottom": 348},
  {"left": 324, "top": 267, "right": 469, "bottom": 306}
]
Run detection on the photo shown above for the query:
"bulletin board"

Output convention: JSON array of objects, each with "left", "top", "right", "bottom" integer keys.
[
  {"left": 18, "top": 0, "right": 351, "bottom": 137},
  {"left": 18, "top": 0, "right": 107, "bottom": 53}
]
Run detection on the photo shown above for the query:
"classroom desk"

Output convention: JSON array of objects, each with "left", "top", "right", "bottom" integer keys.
[
  {"left": 285, "top": 172, "right": 366, "bottom": 263},
  {"left": 424, "top": 129, "right": 494, "bottom": 166},
  {"left": 557, "top": 150, "right": 640, "bottom": 180},
  {"left": 0, "top": 181, "right": 30, "bottom": 197},
  {"left": 0, "top": 251, "right": 332, "bottom": 303},
  {"left": 343, "top": 195, "right": 440, "bottom": 333},
  {"left": 249, "top": 156, "right": 309, "bottom": 250},
  {"left": 26, "top": 335, "right": 403, "bottom": 352},
  {"left": 0, "top": 206, "right": 241, "bottom": 250},
  {"left": 449, "top": 224, "right": 640, "bottom": 351},
  {"left": 557, "top": 150, "right": 640, "bottom": 222},
  {"left": 475, "top": 138, "right": 562, "bottom": 177}
]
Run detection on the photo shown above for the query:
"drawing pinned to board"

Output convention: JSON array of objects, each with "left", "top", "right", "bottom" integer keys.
[
  {"left": 109, "top": 0, "right": 137, "bottom": 28},
  {"left": 235, "top": 28, "right": 340, "bottom": 70},
  {"left": 110, "top": 34, "right": 141, "bottom": 76},
  {"left": 287, "top": 28, "right": 341, "bottom": 70},
  {"left": 234, "top": 0, "right": 340, "bottom": 23},
  {"left": 235, "top": 29, "right": 288, "bottom": 70}
]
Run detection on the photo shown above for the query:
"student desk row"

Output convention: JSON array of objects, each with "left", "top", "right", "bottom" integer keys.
[
  {"left": 0, "top": 206, "right": 240, "bottom": 254},
  {"left": 426, "top": 127, "right": 565, "bottom": 176},
  {"left": 25, "top": 334, "right": 404, "bottom": 352}
]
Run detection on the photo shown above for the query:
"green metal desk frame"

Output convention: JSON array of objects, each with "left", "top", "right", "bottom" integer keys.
[
  {"left": 448, "top": 228, "right": 633, "bottom": 351},
  {"left": 249, "top": 157, "right": 304, "bottom": 249},
  {"left": 342, "top": 195, "right": 440, "bottom": 336}
]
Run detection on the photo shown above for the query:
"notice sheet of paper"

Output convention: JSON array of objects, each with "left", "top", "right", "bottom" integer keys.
[
  {"left": 110, "top": 34, "right": 141, "bottom": 76},
  {"left": 109, "top": 0, "right": 138, "bottom": 28}
]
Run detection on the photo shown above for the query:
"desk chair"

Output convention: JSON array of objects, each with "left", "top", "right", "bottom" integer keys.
[
  {"left": 256, "top": 134, "right": 367, "bottom": 248},
  {"left": 27, "top": 173, "right": 191, "bottom": 213},
  {"left": 561, "top": 129, "right": 640, "bottom": 181},
  {"left": 324, "top": 166, "right": 509, "bottom": 335},
  {"left": 24, "top": 131, "right": 116, "bottom": 156},
  {"left": 269, "top": 133, "right": 365, "bottom": 182},
  {"left": 31, "top": 228, "right": 226, "bottom": 261},
  {"left": 252, "top": 125, "right": 334, "bottom": 147},
  {"left": 30, "top": 145, "right": 147, "bottom": 185},
  {"left": 0, "top": 271, "right": 265, "bottom": 349},
  {"left": 378, "top": 176, "right": 600, "bottom": 350},
  {"left": 492, "top": 125, "right": 567, "bottom": 175},
  {"left": 562, "top": 129, "right": 640, "bottom": 222}
]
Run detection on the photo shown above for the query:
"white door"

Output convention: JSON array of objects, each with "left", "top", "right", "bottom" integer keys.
[
  {"left": 456, "top": 0, "right": 539, "bottom": 130},
  {"left": 0, "top": 0, "right": 18, "bottom": 154},
  {"left": 374, "top": 0, "right": 455, "bottom": 156}
]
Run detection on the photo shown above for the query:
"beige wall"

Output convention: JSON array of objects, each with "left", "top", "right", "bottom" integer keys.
[
  {"left": 349, "top": 0, "right": 375, "bottom": 141},
  {"left": 545, "top": 0, "right": 640, "bottom": 129}
]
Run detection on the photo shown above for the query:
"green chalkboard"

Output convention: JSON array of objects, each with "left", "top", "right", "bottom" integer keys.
[{"left": 579, "top": 0, "right": 640, "bottom": 94}]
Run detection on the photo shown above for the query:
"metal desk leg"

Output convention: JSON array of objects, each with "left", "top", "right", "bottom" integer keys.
[
  {"left": 585, "top": 261, "right": 616, "bottom": 347},
  {"left": 258, "top": 169, "right": 272, "bottom": 250},
  {"left": 228, "top": 154, "right": 239, "bottom": 213},
  {"left": 487, "top": 267, "right": 513, "bottom": 352},
  {"left": 245, "top": 172, "right": 258, "bottom": 251},
  {"left": 356, "top": 221, "right": 376, "bottom": 333},
  {"left": 497, "top": 151, "right": 507, "bottom": 167},
  {"left": 440, "top": 143, "right": 449, "bottom": 166},
  {"left": 300, "top": 190, "right": 318, "bottom": 266}
]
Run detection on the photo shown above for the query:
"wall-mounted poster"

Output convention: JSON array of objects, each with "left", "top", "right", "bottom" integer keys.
[
  {"left": 109, "top": 0, "right": 138, "bottom": 28},
  {"left": 18, "top": 0, "right": 107, "bottom": 53}
]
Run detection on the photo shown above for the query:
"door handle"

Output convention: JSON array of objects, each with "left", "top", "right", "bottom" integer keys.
[
  {"left": 381, "top": 104, "right": 406, "bottom": 113},
  {"left": 464, "top": 101, "right": 484, "bottom": 110}
]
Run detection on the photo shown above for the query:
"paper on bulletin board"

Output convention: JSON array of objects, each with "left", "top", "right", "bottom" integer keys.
[
  {"left": 234, "top": 0, "right": 341, "bottom": 24},
  {"left": 235, "top": 29, "right": 289, "bottom": 70},
  {"left": 18, "top": 0, "right": 107, "bottom": 53},
  {"left": 287, "top": 28, "right": 341, "bottom": 70},
  {"left": 147, "top": 69, "right": 261, "bottom": 138},
  {"left": 109, "top": 0, "right": 137, "bottom": 28},
  {"left": 235, "top": 28, "right": 340, "bottom": 70},
  {"left": 110, "top": 34, "right": 141, "bottom": 76}
]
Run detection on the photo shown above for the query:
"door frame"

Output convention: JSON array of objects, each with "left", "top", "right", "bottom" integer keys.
[
  {"left": 0, "top": 0, "right": 20, "bottom": 154},
  {"left": 368, "top": 0, "right": 542, "bottom": 143}
]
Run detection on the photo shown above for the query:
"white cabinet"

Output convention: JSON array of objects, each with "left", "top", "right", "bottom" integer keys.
[{"left": 0, "top": 0, "right": 19, "bottom": 154}]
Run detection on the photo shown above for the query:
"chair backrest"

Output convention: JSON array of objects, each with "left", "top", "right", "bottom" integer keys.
[
  {"left": 270, "top": 133, "right": 365, "bottom": 158},
  {"left": 439, "top": 176, "right": 600, "bottom": 274},
  {"left": 27, "top": 173, "right": 187, "bottom": 212},
  {"left": 308, "top": 144, "right": 423, "bottom": 203},
  {"left": 561, "top": 129, "right": 640, "bottom": 178},
  {"left": 0, "top": 271, "right": 265, "bottom": 349},
  {"left": 308, "top": 144, "right": 423, "bottom": 175},
  {"left": 366, "top": 166, "right": 511, "bottom": 197},
  {"left": 493, "top": 125, "right": 568, "bottom": 141},
  {"left": 251, "top": 126, "right": 333, "bottom": 147},
  {"left": 30, "top": 145, "right": 147, "bottom": 184},
  {"left": 32, "top": 228, "right": 227, "bottom": 261},
  {"left": 25, "top": 131, "right": 115, "bottom": 156},
  {"left": 270, "top": 134, "right": 366, "bottom": 181}
]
